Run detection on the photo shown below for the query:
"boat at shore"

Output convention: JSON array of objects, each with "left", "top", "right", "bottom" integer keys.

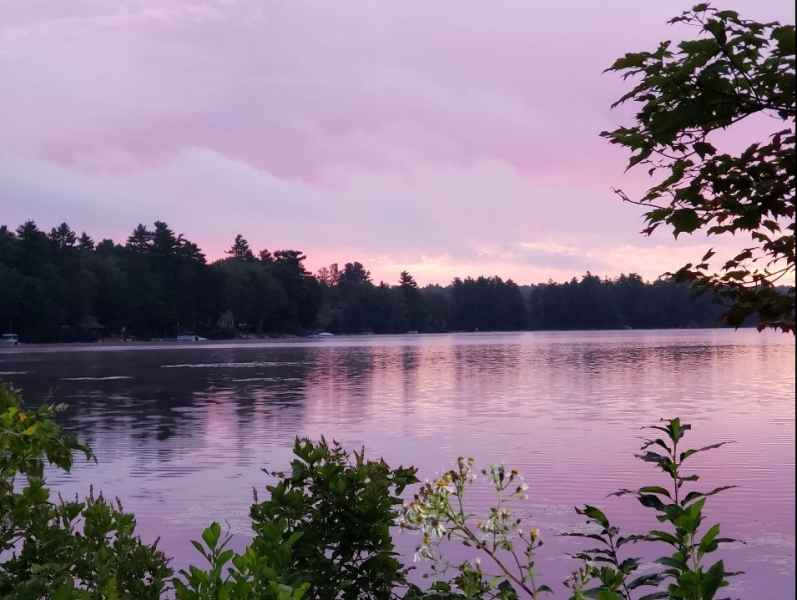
[
  {"left": 176, "top": 333, "right": 208, "bottom": 342},
  {"left": 0, "top": 333, "right": 20, "bottom": 346}
]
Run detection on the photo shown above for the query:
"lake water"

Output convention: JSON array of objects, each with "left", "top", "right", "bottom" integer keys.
[{"left": 0, "top": 329, "right": 794, "bottom": 597}]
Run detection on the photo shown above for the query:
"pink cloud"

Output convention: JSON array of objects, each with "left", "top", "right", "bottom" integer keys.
[{"left": 0, "top": 0, "right": 792, "bottom": 285}]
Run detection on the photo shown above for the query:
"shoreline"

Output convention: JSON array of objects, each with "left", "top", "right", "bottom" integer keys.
[{"left": 0, "top": 326, "right": 775, "bottom": 354}]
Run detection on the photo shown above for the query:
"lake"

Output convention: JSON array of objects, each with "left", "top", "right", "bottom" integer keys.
[{"left": 1, "top": 329, "right": 794, "bottom": 596}]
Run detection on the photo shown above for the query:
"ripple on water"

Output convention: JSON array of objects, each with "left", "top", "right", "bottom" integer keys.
[
  {"left": 161, "top": 361, "right": 308, "bottom": 369},
  {"left": 0, "top": 329, "right": 791, "bottom": 595},
  {"left": 61, "top": 376, "right": 133, "bottom": 381}
]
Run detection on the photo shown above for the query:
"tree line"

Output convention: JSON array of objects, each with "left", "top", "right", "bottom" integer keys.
[{"left": 0, "top": 220, "right": 731, "bottom": 342}]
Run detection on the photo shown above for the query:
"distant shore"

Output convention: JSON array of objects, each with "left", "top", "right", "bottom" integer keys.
[{"left": 0, "top": 326, "right": 768, "bottom": 354}]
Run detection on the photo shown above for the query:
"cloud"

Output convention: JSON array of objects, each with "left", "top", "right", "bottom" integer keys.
[
  {"left": 2, "top": 148, "right": 752, "bottom": 285},
  {"left": 6, "top": 0, "right": 786, "bottom": 177},
  {"left": 1, "top": 0, "right": 791, "bottom": 284}
]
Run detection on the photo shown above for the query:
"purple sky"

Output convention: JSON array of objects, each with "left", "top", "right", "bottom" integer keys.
[{"left": 1, "top": 1, "right": 792, "bottom": 285}]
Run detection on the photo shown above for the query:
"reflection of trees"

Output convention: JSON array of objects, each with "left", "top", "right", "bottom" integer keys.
[
  {"left": 2, "top": 333, "right": 787, "bottom": 475},
  {"left": 302, "top": 346, "right": 378, "bottom": 425},
  {"left": 524, "top": 336, "right": 757, "bottom": 423},
  {"left": 3, "top": 346, "right": 316, "bottom": 468}
]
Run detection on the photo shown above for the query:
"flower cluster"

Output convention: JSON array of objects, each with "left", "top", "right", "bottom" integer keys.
[
  {"left": 483, "top": 464, "right": 529, "bottom": 499},
  {"left": 399, "top": 457, "right": 550, "bottom": 597},
  {"left": 400, "top": 469, "right": 463, "bottom": 561}
]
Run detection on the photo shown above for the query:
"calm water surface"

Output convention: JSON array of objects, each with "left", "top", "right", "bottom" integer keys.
[{"left": 1, "top": 330, "right": 794, "bottom": 597}]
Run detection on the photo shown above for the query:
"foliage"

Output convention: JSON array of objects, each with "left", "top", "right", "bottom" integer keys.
[
  {"left": 0, "top": 383, "right": 172, "bottom": 598},
  {"left": 561, "top": 507, "right": 650, "bottom": 600},
  {"left": 523, "top": 273, "right": 728, "bottom": 330},
  {"left": 603, "top": 4, "right": 795, "bottom": 333},
  {"left": 1, "top": 382, "right": 744, "bottom": 599},
  {"left": 564, "top": 418, "right": 737, "bottom": 600},
  {"left": 0, "top": 222, "right": 320, "bottom": 341},
  {"left": 174, "top": 521, "right": 310, "bottom": 600},
  {"left": 0, "top": 220, "right": 739, "bottom": 343},
  {"left": 401, "top": 418, "right": 738, "bottom": 600},
  {"left": 401, "top": 459, "right": 551, "bottom": 599},
  {"left": 0, "top": 382, "right": 90, "bottom": 483},
  {"left": 249, "top": 438, "right": 419, "bottom": 599},
  {"left": 448, "top": 277, "right": 526, "bottom": 333}
]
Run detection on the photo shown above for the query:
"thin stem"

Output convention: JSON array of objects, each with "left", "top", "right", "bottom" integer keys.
[
  {"left": 456, "top": 522, "right": 536, "bottom": 597},
  {"left": 525, "top": 542, "right": 541, "bottom": 599},
  {"left": 606, "top": 529, "right": 632, "bottom": 600}
]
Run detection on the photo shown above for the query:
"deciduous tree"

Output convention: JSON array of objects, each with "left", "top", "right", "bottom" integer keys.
[{"left": 603, "top": 4, "right": 795, "bottom": 332}]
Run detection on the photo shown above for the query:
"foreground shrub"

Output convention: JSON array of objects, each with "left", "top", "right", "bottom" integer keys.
[
  {"left": 249, "top": 438, "right": 418, "bottom": 598},
  {"left": 401, "top": 418, "right": 738, "bottom": 600},
  {"left": 1, "top": 382, "right": 740, "bottom": 599},
  {"left": 173, "top": 520, "right": 310, "bottom": 600},
  {"left": 573, "top": 418, "right": 739, "bottom": 600},
  {"left": 0, "top": 383, "right": 171, "bottom": 598}
]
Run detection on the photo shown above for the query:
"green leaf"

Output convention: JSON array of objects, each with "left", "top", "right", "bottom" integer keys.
[
  {"left": 772, "top": 25, "right": 795, "bottom": 55},
  {"left": 217, "top": 548, "right": 235, "bottom": 567},
  {"left": 638, "top": 592, "right": 670, "bottom": 600},
  {"left": 693, "top": 141, "right": 716, "bottom": 158},
  {"left": 680, "top": 441, "right": 735, "bottom": 462},
  {"left": 638, "top": 486, "right": 672, "bottom": 498},
  {"left": 596, "top": 590, "right": 623, "bottom": 600},
  {"left": 656, "top": 556, "right": 687, "bottom": 570},
  {"left": 190, "top": 539, "right": 208, "bottom": 559},
  {"left": 679, "top": 39, "right": 719, "bottom": 56},
  {"left": 628, "top": 573, "right": 664, "bottom": 589},
  {"left": 702, "top": 560, "right": 728, "bottom": 598},
  {"left": 682, "top": 486, "right": 737, "bottom": 505},
  {"left": 670, "top": 209, "right": 701, "bottom": 237},
  {"left": 201, "top": 522, "right": 221, "bottom": 550},
  {"left": 699, "top": 524, "right": 721, "bottom": 554},
  {"left": 608, "top": 52, "right": 649, "bottom": 71},
  {"left": 576, "top": 505, "right": 610, "bottom": 529}
]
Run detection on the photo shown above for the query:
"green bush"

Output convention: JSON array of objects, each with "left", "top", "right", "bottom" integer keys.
[
  {"left": 249, "top": 438, "right": 418, "bottom": 598},
  {"left": 400, "top": 418, "right": 738, "bottom": 600},
  {"left": 0, "top": 383, "right": 171, "bottom": 598},
  {"left": 1, "top": 382, "right": 740, "bottom": 599},
  {"left": 173, "top": 520, "right": 309, "bottom": 600}
]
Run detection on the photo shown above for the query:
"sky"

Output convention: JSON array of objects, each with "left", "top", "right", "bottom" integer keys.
[{"left": 1, "top": 0, "right": 792, "bottom": 285}]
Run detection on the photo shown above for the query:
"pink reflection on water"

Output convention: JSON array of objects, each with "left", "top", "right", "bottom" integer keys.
[{"left": 1, "top": 328, "right": 793, "bottom": 596}]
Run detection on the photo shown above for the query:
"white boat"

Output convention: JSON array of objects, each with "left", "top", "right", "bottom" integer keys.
[
  {"left": 0, "top": 333, "right": 19, "bottom": 346},
  {"left": 176, "top": 333, "right": 207, "bottom": 342}
]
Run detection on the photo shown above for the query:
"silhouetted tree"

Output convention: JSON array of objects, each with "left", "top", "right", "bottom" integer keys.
[
  {"left": 397, "top": 271, "right": 425, "bottom": 332},
  {"left": 0, "top": 219, "right": 742, "bottom": 341},
  {"left": 126, "top": 224, "right": 152, "bottom": 254},
  {"left": 317, "top": 263, "right": 341, "bottom": 287},
  {"left": 49, "top": 223, "right": 77, "bottom": 251},
  {"left": 227, "top": 234, "right": 255, "bottom": 261},
  {"left": 77, "top": 232, "right": 95, "bottom": 253},
  {"left": 604, "top": 5, "right": 795, "bottom": 332}
]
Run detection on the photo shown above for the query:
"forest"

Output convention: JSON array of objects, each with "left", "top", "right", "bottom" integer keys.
[{"left": 0, "top": 220, "right": 731, "bottom": 342}]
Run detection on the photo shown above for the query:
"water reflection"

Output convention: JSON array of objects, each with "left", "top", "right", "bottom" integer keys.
[{"left": 0, "top": 329, "right": 793, "bottom": 595}]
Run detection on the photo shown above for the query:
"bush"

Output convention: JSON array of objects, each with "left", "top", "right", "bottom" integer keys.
[
  {"left": 173, "top": 520, "right": 310, "bottom": 600},
  {"left": 0, "top": 383, "right": 171, "bottom": 598},
  {"left": 400, "top": 419, "right": 738, "bottom": 599},
  {"left": 249, "top": 438, "right": 418, "bottom": 598},
  {"left": 1, "top": 382, "right": 740, "bottom": 599}
]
